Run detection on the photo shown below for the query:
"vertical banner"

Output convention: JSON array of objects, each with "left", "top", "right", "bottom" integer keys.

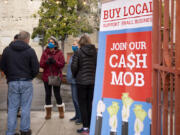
[{"left": 90, "top": 0, "right": 152, "bottom": 135}]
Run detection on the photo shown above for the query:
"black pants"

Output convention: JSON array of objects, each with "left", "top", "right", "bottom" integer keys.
[
  {"left": 44, "top": 82, "right": 62, "bottom": 105},
  {"left": 77, "top": 84, "right": 94, "bottom": 128}
]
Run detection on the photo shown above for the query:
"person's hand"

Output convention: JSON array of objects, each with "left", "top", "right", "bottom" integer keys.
[
  {"left": 46, "top": 58, "right": 51, "bottom": 65},
  {"left": 48, "top": 57, "right": 56, "bottom": 64},
  {"left": 46, "top": 57, "right": 55, "bottom": 65}
]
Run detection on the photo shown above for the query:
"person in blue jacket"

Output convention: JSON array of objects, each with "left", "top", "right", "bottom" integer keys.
[{"left": 67, "top": 40, "right": 82, "bottom": 125}]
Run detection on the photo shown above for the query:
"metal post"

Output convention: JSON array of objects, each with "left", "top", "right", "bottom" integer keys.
[
  {"left": 170, "top": 0, "right": 175, "bottom": 135},
  {"left": 163, "top": 74, "right": 169, "bottom": 135},
  {"left": 158, "top": 1, "right": 163, "bottom": 135},
  {"left": 152, "top": 0, "right": 160, "bottom": 134},
  {"left": 163, "top": 0, "right": 170, "bottom": 134},
  {"left": 175, "top": 0, "right": 180, "bottom": 134},
  {"left": 163, "top": 0, "right": 171, "bottom": 67}
]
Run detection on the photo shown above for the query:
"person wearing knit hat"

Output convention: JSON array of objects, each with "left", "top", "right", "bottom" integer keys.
[{"left": 40, "top": 36, "right": 65, "bottom": 120}]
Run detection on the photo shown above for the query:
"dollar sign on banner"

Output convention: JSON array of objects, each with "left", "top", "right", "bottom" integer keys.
[{"left": 127, "top": 52, "right": 135, "bottom": 70}]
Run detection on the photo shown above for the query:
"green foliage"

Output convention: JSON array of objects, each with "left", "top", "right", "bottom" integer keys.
[{"left": 32, "top": 0, "right": 98, "bottom": 50}]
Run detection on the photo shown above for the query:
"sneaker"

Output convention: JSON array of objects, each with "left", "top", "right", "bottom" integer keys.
[
  {"left": 70, "top": 116, "right": 77, "bottom": 121},
  {"left": 81, "top": 129, "right": 89, "bottom": 135},
  {"left": 81, "top": 132, "right": 89, "bottom": 135},
  {"left": 77, "top": 128, "right": 84, "bottom": 133},
  {"left": 77, "top": 128, "right": 89, "bottom": 133},
  {"left": 75, "top": 119, "right": 82, "bottom": 125}
]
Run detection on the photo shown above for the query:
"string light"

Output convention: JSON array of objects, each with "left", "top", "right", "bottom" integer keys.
[
  {"left": 83, "top": 1, "right": 87, "bottom": 5},
  {"left": 4, "top": 0, "right": 8, "bottom": 4},
  {"left": 56, "top": 1, "right": 60, "bottom": 4}
]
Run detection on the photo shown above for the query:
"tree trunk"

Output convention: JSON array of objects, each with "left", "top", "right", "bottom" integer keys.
[
  {"left": 61, "top": 39, "right": 65, "bottom": 54},
  {"left": 41, "top": 45, "right": 44, "bottom": 52}
]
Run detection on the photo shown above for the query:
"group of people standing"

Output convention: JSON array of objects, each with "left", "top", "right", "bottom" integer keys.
[
  {"left": 67, "top": 35, "right": 97, "bottom": 134},
  {"left": 0, "top": 31, "right": 97, "bottom": 135}
]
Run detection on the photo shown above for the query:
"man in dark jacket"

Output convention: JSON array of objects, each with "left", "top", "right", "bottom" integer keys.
[
  {"left": 0, "top": 31, "right": 39, "bottom": 135},
  {"left": 71, "top": 34, "right": 97, "bottom": 134}
]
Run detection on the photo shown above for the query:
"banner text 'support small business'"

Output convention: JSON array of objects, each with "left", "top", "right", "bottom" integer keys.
[{"left": 90, "top": 0, "right": 152, "bottom": 135}]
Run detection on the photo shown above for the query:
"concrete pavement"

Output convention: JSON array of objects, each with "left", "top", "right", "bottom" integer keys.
[{"left": 0, "top": 111, "right": 82, "bottom": 135}]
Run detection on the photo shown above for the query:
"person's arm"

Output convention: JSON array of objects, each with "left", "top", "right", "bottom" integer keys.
[
  {"left": 71, "top": 51, "right": 79, "bottom": 78},
  {"left": 40, "top": 51, "right": 48, "bottom": 68},
  {"left": 55, "top": 50, "right": 65, "bottom": 68},
  {"left": 0, "top": 56, "right": 2, "bottom": 70},
  {"left": 95, "top": 50, "right": 97, "bottom": 67},
  {"left": 30, "top": 49, "right": 39, "bottom": 78},
  {"left": 66, "top": 56, "right": 73, "bottom": 83},
  {"left": 0, "top": 47, "right": 8, "bottom": 75}
]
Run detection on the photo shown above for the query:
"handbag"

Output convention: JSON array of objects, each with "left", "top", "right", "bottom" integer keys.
[
  {"left": 48, "top": 66, "right": 61, "bottom": 86},
  {"left": 48, "top": 75, "right": 61, "bottom": 86}
]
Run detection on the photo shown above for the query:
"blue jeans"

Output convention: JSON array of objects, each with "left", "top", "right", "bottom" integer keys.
[
  {"left": 6, "top": 81, "right": 33, "bottom": 135},
  {"left": 71, "top": 84, "right": 81, "bottom": 120}
]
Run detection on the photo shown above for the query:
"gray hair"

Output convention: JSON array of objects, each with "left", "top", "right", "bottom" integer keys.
[{"left": 18, "top": 31, "right": 30, "bottom": 41}]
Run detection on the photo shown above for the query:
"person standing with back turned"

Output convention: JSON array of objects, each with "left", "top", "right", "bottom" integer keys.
[
  {"left": 0, "top": 31, "right": 39, "bottom": 135},
  {"left": 71, "top": 34, "right": 97, "bottom": 135}
]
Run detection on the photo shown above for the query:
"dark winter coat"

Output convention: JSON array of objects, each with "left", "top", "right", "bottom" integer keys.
[
  {"left": 71, "top": 44, "right": 97, "bottom": 85},
  {"left": 40, "top": 47, "right": 65, "bottom": 82},
  {"left": 0, "top": 40, "right": 39, "bottom": 82}
]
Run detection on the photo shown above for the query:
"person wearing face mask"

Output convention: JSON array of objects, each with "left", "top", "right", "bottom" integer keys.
[
  {"left": 71, "top": 34, "right": 97, "bottom": 134},
  {"left": 40, "top": 36, "right": 65, "bottom": 120},
  {"left": 67, "top": 40, "right": 82, "bottom": 125}
]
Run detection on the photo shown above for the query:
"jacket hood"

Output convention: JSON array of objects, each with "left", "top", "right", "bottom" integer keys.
[
  {"left": 9, "top": 40, "right": 30, "bottom": 51},
  {"left": 80, "top": 44, "right": 96, "bottom": 56}
]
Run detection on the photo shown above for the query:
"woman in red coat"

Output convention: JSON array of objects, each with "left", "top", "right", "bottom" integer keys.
[{"left": 40, "top": 36, "right": 65, "bottom": 120}]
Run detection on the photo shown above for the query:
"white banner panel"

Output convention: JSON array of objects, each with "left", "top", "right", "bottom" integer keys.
[{"left": 100, "top": 0, "right": 152, "bottom": 31}]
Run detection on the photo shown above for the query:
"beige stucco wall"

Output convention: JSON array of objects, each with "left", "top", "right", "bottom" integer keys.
[{"left": 0, "top": 0, "right": 99, "bottom": 62}]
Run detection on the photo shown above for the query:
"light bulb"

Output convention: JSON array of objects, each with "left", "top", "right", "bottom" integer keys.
[
  {"left": 83, "top": 1, "right": 87, "bottom": 5},
  {"left": 56, "top": 1, "right": 60, "bottom": 4},
  {"left": 4, "top": 0, "right": 8, "bottom": 4}
]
